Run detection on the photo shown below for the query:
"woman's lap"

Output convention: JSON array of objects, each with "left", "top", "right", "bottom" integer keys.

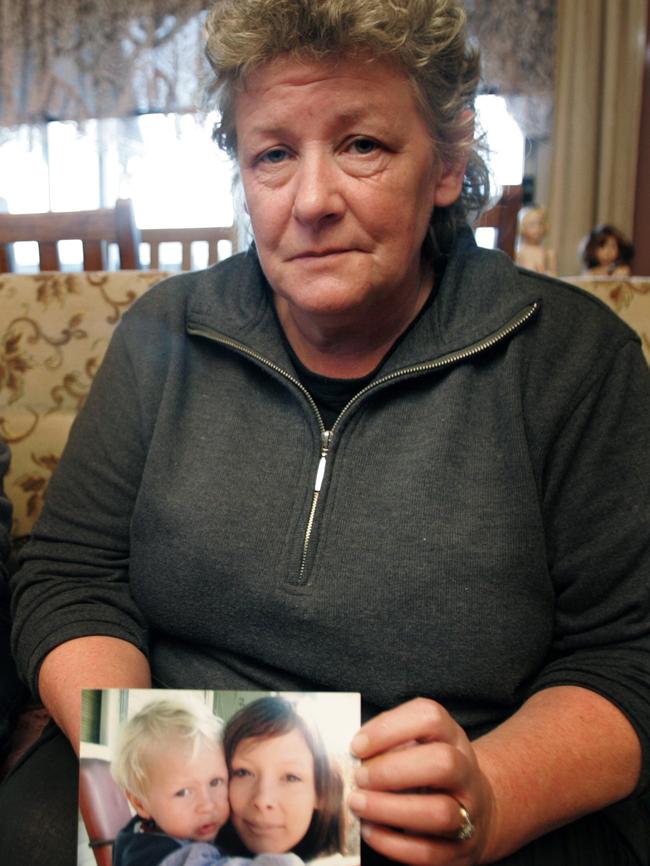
[
  {"left": 360, "top": 807, "right": 645, "bottom": 866},
  {"left": 0, "top": 721, "right": 645, "bottom": 866},
  {"left": 0, "top": 721, "right": 79, "bottom": 866}
]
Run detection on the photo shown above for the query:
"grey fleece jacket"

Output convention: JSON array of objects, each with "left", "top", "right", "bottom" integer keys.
[{"left": 10, "top": 232, "right": 650, "bottom": 796}]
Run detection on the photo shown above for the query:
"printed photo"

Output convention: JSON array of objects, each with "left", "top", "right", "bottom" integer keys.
[{"left": 77, "top": 689, "right": 361, "bottom": 866}]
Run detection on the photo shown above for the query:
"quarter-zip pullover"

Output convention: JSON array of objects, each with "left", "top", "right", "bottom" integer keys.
[{"left": 11, "top": 232, "right": 650, "bottom": 851}]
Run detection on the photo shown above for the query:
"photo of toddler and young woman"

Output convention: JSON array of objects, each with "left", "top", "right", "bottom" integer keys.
[{"left": 78, "top": 690, "right": 360, "bottom": 866}]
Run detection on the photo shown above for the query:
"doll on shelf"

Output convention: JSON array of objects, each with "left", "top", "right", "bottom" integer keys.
[
  {"left": 580, "top": 224, "right": 635, "bottom": 276},
  {"left": 515, "top": 205, "right": 557, "bottom": 276}
]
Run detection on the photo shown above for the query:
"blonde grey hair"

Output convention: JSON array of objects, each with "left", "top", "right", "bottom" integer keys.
[
  {"left": 111, "top": 699, "right": 223, "bottom": 799},
  {"left": 205, "top": 0, "right": 489, "bottom": 252}
]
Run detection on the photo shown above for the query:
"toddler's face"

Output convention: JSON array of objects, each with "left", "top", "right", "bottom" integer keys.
[
  {"left": 130, "top": 737, "right": 229, "bottom": 843},
  {"left": 229, "top": 727, "right": 318, "bottom": 853}
]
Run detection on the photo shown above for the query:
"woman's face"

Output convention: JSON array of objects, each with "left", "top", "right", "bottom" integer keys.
[
  {"left": 228, "top": 728, "right": 318, "bottom": 853},
  {"left": 235, "top": 54, "right": 465, "bottom": 330}
]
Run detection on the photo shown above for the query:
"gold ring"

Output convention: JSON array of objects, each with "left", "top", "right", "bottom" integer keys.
[{"left": 456, "top": 804, "right": 474, "bottom": 841}]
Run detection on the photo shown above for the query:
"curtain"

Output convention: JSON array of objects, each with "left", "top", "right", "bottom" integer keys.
[
  {"left": 465, "top": 0, "right": 557, "bottom": 140},
  {"left": 548, "top": 0, "right": 648, "bottom": 275},
  {"left": 0, "top": 0, "right": 211, "bottom": 129}
]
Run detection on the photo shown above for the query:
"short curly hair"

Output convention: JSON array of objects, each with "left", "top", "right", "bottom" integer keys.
[{"left": 205, "top": 0, "right": 489, "bottom": 251}]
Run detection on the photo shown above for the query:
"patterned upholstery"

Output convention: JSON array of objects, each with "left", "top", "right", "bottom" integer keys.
[
  {"left": 0, "top": 270, "right": 170, "bottom": 539},
  {"left": 564, "top": 276, "right": 650, "bottom": 364}
]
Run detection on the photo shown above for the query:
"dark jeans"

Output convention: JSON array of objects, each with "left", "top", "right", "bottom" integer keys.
[{"left": 0, "top": 721, "right": 79, "bottom": 866}]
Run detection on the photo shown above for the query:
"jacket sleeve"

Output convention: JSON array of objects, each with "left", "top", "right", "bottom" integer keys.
[
  {"left": 531, "top": 337, "right": 650, "bottom": 793},
  {"left": 10, "top": 316, "right": 153, "bottom": 696}
]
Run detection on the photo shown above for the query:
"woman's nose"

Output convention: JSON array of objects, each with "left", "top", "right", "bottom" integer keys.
[
  {"left": 252, "top": 777, "right": 278, "bottom": 810},
  {"left": 291, "top": 151, "right": 344, "bottom": 228}
]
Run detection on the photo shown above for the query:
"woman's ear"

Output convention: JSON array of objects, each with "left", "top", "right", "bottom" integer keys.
[
  {"left": 433, "top": 109, "right": 474, "bottom": 208},
  {"left": 433, "top": 159, "right": 467, "bottom": 207},
  {"left": 126, "top": 789, "right": 153, "bottom": 821}
]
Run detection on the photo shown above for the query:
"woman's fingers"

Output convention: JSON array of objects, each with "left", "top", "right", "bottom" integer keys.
[
  {"left": 349, "top": 789, "right": 469, "bottom": 838},
  {"left": 355, "top": 739, "right": 471, "bottom": 792},
  {"left": 349, "top": 698, "right": 496, "bottom": 864},
  {"left": 358, "top": 821, "right": 475, "bottom": 866},
  {"left": 352, "top": 698, "right": 461, "bottom": 760}
]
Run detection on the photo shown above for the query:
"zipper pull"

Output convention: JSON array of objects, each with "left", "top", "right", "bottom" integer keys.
[{"left": 315, "top": 430, "right": 331, "bottom": 492}]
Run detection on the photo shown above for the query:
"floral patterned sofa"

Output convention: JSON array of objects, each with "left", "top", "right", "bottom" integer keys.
[{"left": 1, "top": 270, "right": 170, "bottom": 543}]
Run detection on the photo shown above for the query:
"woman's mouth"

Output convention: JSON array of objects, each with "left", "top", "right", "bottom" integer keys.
[{"left": 244, "top": 819, "right": 284, "bottom": 834}]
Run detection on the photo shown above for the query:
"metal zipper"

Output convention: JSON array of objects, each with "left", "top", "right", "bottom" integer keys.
[{"left": 187, "top": 300, "right": 538, "bottom": 584}]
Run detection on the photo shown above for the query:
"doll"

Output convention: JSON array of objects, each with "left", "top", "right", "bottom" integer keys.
[
  {"left": 515, "top": 205, "right": 557, "bottom": 276},
  {"left": 580, "top": 224, "right": 634, "bottom": 276}
]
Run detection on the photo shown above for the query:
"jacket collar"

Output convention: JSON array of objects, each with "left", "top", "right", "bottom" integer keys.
[{"left": 185, "top": 227, "right": 541, "bottom": 375}]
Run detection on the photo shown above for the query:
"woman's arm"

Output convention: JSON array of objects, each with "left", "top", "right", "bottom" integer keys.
[
  {"left": 472, "top": 686, "right": 640, "bottom": 861},
  {"left": 38, "top": 636, "right": 151, "bottom": 752},
  {"left": 349, "top": 688, "right": 641, "bottom": 865}
]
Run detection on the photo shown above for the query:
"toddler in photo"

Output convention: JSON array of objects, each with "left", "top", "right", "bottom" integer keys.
[{"left": 111, "top": 699, "right": 302, "bottom": 866}]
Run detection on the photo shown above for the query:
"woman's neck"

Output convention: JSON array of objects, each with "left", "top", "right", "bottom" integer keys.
[{"left": 274, "top": 267, "right": 434, "bottom": 378}]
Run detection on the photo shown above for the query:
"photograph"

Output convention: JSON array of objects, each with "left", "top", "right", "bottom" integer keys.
[{"left": 77, "top": 689, "right": 360, "bottom": 866}]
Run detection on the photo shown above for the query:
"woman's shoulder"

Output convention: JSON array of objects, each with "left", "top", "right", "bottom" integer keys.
[{"left": 125, "top": 251, "right": 255, "bottom": 318}]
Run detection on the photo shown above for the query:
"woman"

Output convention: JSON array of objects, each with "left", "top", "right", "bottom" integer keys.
[
  {"left": 219, "top": 696, "right": 347, "bottom": 861},
  {"left": 6, "top": 1, "right": 650, "bottom": 864}
]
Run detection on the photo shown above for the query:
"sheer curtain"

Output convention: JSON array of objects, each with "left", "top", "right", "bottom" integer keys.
[
  {"left": 548, "top": 0, "right": 648, "bottom": 275},
  {"left": 0, "top": 0, "right": 211, "bottom": 131}
]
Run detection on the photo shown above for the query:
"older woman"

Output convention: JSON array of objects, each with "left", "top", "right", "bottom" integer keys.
[{"left": 6, "top": 1, "right": 650, "bottom": 864}]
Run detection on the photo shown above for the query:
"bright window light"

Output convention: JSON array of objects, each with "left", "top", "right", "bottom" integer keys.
[
  {"left": 0, "top": 113, "right": 236, "bottom": 272},
  {"left": 475, "top": 95, "right": 525, "bottom": 189}
]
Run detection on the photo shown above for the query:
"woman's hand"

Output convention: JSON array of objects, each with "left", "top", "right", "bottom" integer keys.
[{"left": 348, "top": 698, "right": 496, "bottom": 866}]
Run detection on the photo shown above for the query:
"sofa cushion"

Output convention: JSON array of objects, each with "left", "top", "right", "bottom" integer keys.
[{"left": 0, "top": 270, "right": 170, "bottom": 539}]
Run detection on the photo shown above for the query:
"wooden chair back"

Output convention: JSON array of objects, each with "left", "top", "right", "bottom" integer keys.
[
  {"left": 473, "top": 185, "right": 523, "bottom": 259},
  {"left": 140, "top": 224, "right": 237, "bottom": 270},
  {"left": 0, "top": 199, "right": 140, "bottom": 272}
]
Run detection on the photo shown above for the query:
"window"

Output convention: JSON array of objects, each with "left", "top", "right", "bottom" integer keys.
[
  {"left": 0, "top": 113, "right": 236, "bottom": 272},
  {"left": 474, "top": 95, "right": 525, "bottom": 250}
]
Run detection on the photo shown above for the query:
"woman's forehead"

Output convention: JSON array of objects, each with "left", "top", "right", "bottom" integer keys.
[
  {"left": 240, "top": 51, "right": 412, "bottom": 104},
  {"left": 234, "top": 53, "right": 424, "bottom": 139},
  {"left": 234, "top": 727, "right": 314, "bottom": 760}
]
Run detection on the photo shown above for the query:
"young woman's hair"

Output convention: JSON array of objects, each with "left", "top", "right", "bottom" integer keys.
[
  {"left": 204, "top": 0, "right": 490, "bottom": 254},
  {"left": 220, "top": 696, "right": 346, "bottom": 860},
  {"left": 111, "top": 699, "right": 223, "bottom": 799},
  {"left": 581, "top": 224, "right": 635, "bottom": 270}
]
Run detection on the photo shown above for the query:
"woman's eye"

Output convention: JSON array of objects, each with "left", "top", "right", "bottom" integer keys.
[
  {"left": 349, "top": 138, "right": 379, "bottom": 155},
  {"left": 258, "top": 148, "right": 289, "bottom": 165},
  {"left": 285, "top": 773, "right": 302, "bottom": 782},
  {"left": 231, "top": 767, "right": 251, "bottom": 778},
  {"left": 210, "top": 777, "right": 225, "bottom": 787},
  {"left": 174, "top": 788, "right": 190, "bottom": 798}
]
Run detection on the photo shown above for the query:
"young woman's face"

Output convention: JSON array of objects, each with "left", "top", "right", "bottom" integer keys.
[{"left": 229, "top": 728, "right": 318, "bottom": 853}]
